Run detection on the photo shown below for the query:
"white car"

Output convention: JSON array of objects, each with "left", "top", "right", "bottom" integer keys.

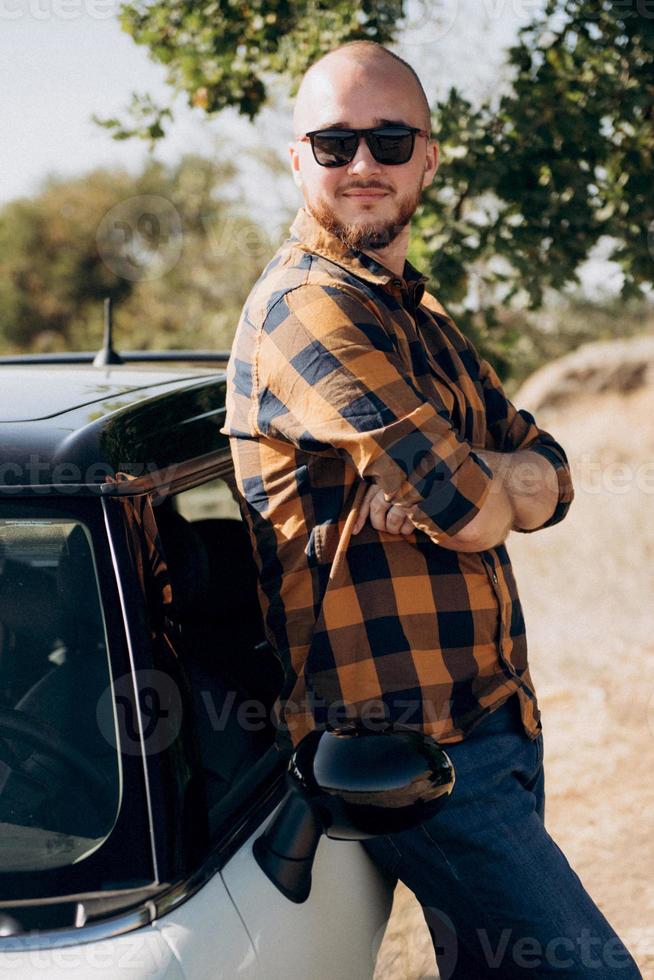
[{"left": 0, "top": 350, "right": 453, "bottom": 980}]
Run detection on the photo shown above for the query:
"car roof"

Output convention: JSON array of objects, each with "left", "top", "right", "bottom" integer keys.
[{"left": 0, "top": 365, "right": 231, "bottom": 495}]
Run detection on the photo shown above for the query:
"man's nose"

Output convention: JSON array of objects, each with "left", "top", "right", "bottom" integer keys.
[{"left": 346, "top": 136, "right": 381, "bottom": 177}]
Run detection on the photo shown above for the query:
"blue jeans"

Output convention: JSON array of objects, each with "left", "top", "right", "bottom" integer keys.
[{"left": 362, "top": 693, "right": 642, "bottom": 978}]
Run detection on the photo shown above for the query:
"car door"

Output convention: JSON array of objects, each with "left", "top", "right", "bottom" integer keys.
[
  {"left": 220, "top": 820, "right": 393, "bottom": 980},
  {"left": 152, "top": 473, "right": 394, "bottom": 980},
  {"left": 147, "top": 795, "right": 392, "bottom": 980}
]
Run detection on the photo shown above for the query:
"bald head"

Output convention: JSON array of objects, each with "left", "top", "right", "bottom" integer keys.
[
  {"left": 288, "top": 40, "right": 439, "bottom": 267},
  {"left": 292, "top": 41, "right": 431, "bottom": 137}
]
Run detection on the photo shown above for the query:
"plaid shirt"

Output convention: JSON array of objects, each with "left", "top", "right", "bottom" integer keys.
[{"left": 221, "top": 206, "right": 574, "bottom": 751}]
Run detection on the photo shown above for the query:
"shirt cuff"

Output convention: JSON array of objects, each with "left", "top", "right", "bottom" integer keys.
[{"left": 512, "top": 444, "right": 574, "bottom": 533}]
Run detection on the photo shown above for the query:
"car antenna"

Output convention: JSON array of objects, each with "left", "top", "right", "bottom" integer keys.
[{"left": 93, "top": 297, "right": 124, "bottom": 367}]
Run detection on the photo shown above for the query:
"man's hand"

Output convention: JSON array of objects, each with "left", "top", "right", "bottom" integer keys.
[
  {"left": 352, "top": 482, "right": 414, "bottom": 536},
  {"left": 351, "top": 448, "right": 558, "bottom": 546}
]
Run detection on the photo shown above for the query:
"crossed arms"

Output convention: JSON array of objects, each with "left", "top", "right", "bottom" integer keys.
[
  {"left": 352, "top": 447, "right": 560, "bottom": 551},
  {"left": 256, "top": 282, "right": 573, "bottom": 551}
]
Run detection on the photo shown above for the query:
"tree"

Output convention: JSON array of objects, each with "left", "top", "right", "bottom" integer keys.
[
  {"left": 101, "top": 0, "right": 654, "bottom": 375},
  {"left": 411, "top": 0, "right": 654, "bottom": 369},
  {"left": 0, "top": 156, "right": 273, "bottom": 353},
  {"left": 94, "top": 0, "right": 403, "bottom": 142}
]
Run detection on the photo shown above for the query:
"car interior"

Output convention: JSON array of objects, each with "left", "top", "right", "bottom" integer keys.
[
  {"left": 0, "top": 520, "right": 121, "bottom": 870},
  {"left": 0, "top": 473, "right": 286, "bottom": 865},
  {"left": 153, "top": 478, "right": 285, "bottom": 819}
]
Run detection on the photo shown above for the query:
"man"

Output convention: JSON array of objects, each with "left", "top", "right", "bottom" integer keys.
[{"left": 221, "top": 41, "right": 641, "bottom": 978}]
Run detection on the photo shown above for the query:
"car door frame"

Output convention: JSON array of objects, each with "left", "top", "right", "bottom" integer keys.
[{"left": 100, "top": 462, "right": 289, "bottom": 897}]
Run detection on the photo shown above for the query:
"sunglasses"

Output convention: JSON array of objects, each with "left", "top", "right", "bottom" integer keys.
[{"left": 298, "top": 124, "right": 429, "bottom": 168}]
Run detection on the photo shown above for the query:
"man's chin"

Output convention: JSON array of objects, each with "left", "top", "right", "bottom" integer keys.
[
  {"left": 308, "top": 205, "right": 402, "bottom": 250},
  {"left": 338, "top": 222, "right": 397, "bottom": 250},
  {"left": 307, "top": 194, "right": 420, "bottom": 252}
]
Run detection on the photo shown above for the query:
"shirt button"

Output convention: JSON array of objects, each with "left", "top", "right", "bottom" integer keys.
[{"left": 492, "top": 571, "right": 498, "bottom": 584}]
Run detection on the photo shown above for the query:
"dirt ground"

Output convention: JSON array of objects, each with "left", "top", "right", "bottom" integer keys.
[{"left": 373, "top": 342, "right": 654, "bottom": 979}]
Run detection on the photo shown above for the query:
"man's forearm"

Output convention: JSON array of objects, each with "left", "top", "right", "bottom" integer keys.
[
  {"left": 356, "top": 448, "right": 559, "bottom": 551},
  {"left": 417, "top": 449, "right": 558, "bottom": 552},
  {"left": 476, "top": 449, "right": 559, "bottom": 532},
  {"left": 437, "top": 455, "right": 514, "bottom": 552},
  {"left": 471, "top": 449, "right": 559, "bottom": 531}
]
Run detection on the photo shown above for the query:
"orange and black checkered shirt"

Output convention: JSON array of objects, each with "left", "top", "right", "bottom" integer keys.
[{"left": 221, "top": 206, "right": 574, "bottom": 751}]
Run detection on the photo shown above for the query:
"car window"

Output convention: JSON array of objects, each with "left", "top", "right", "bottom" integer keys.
[
  {"left": 174, "top": 474, "right": 242, "bottom": 522},
  {"left": 154, "top": 476, "right": 283, "bottom": 833},
  {"left": 0, "top": 519, "right": 121, "bottom": 872}
]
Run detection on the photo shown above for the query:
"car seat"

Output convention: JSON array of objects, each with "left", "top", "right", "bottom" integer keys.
[{"left": 154, "top": 508, "right": 274, "bottom": 807}]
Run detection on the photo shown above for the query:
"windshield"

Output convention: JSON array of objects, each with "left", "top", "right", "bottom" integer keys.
[{"left": 0, "top": 518, "right": 121, "bottom": 872}]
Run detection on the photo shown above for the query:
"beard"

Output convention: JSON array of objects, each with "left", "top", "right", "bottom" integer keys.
[{"left": 306, "top": 182, "right": 422, "bottom": 251}]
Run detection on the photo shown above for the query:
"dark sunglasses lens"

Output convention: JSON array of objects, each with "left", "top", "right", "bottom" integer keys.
[
  {"left": 368, "top": 128, "right": 415, "bottom": 165},
  {"left": 311, "top": 131, "right": 358, "bottom": 167}
]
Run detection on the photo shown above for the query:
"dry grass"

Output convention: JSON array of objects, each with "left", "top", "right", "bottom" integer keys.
[{"left": 374, "top": 348, "right": 654, "bottom": 979}]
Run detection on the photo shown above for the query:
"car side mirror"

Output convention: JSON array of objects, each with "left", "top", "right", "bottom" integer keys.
[{"left": 253, "top": 723, "right": 455, "bottom": 903}]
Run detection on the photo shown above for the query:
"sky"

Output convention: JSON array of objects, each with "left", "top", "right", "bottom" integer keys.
[
  {"left": 0, "top": 0, "right": 624, "bottom": 295},
  {"left": 0, "top": 1, "right": 531, "bottom": 209}
]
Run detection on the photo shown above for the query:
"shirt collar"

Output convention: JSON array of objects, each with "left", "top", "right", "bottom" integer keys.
[{"left": 289, "top": 206, "right": 429, "bottom": 305}]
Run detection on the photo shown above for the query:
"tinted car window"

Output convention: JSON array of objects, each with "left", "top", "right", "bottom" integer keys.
[
  {"left": 154, "top": 478, "right": 283, "bottom": 828},
  {"left": 0, "top": 519, "right": 121, "bottom": 872}
]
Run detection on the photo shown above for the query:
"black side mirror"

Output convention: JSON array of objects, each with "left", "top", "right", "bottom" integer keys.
[{"left": 253, "top": 723, "right": 455, "bottom": 902}]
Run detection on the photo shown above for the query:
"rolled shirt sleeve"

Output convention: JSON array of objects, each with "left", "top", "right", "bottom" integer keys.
[
  {"left": 473, "top": 345, "right": 575, "bottom": 532},
  {"left": 255, "top": 283, "right": 493, "bottom": 542}
]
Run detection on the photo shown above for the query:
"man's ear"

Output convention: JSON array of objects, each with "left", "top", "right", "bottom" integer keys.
[
  {"left": 421, "top": 140, "right": 439, "bottom": 190},
  {"left": 289, "top": 141, "right": 303, "bottom": 189}
]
